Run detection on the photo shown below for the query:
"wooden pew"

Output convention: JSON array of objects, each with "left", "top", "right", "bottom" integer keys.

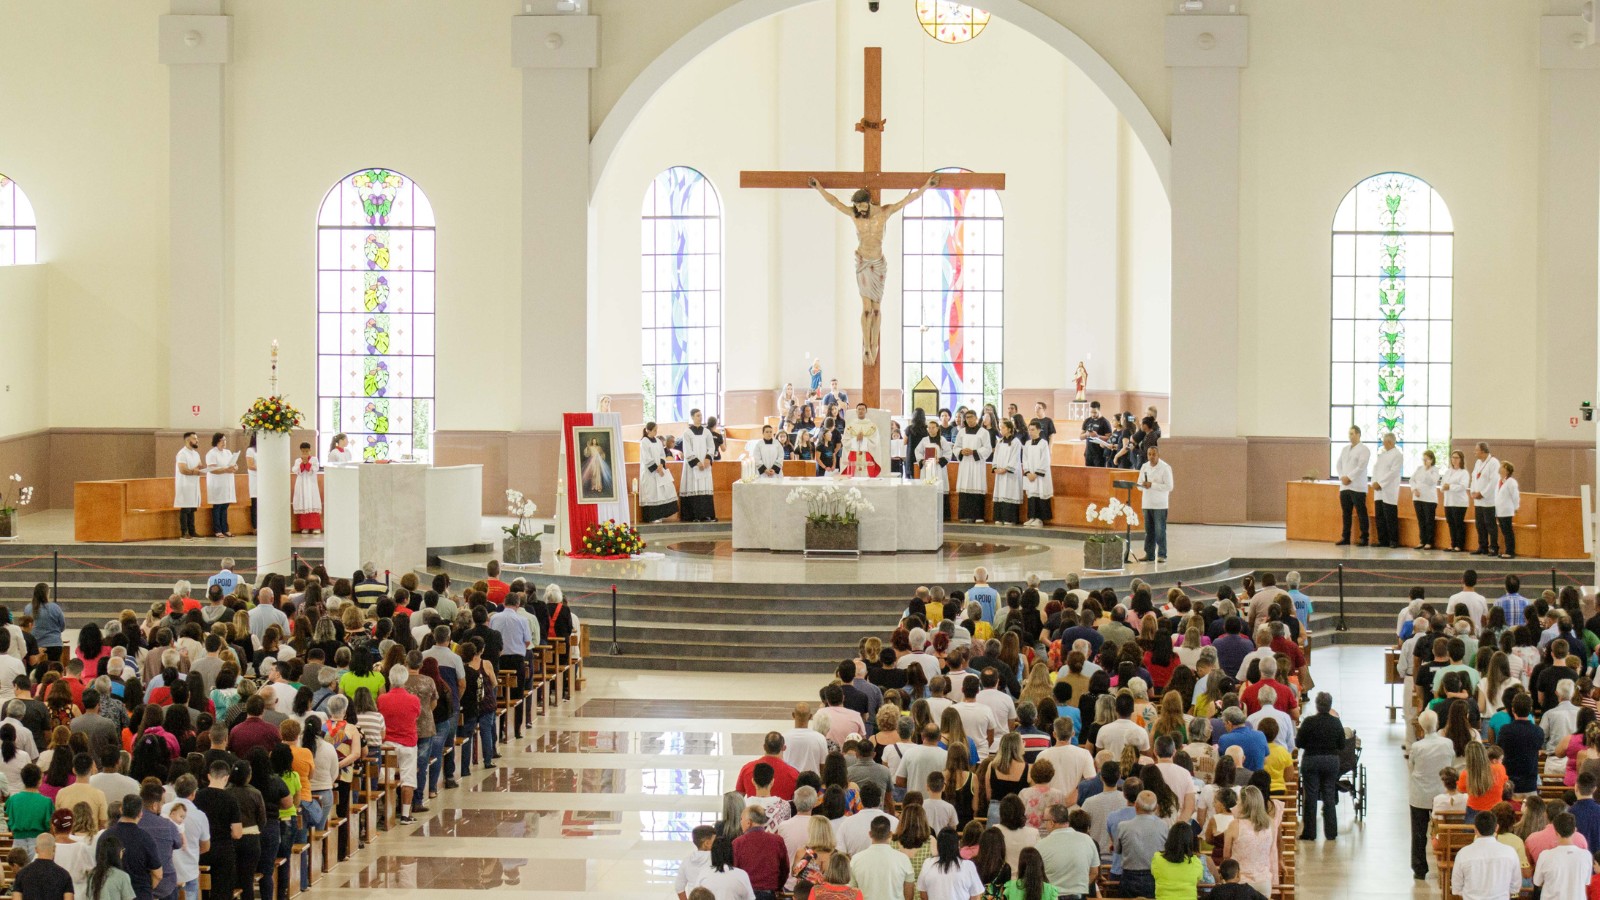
[{"left": 74, "top": 473, "right": 322, "bottom": 542}]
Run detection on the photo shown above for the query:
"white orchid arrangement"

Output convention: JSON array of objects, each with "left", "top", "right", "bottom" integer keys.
[
  {"left": 1084, "top": 497, "right": 1138, "bottom": 543},
  {"left": 785, "top": 484, "right": 876, "bottom": 525},
  {"left": 0, "top": 474, "right": 33, "bottom": 515},
  {"left": 502, "top": 488, "right": 539, "bottom": 539}
]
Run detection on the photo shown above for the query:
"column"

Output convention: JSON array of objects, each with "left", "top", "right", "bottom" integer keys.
[
  {"left": 514, "top": 8, "right": 599, "bottom": 429},
  {"left": 1063, "top": 72, "right": 1121, "bottom": 397},
  {"left": 1163, "top": 14, "right": 1247, "bottom": 522},
  {"left": 159, "top": 3, "right": 230, "bottom": 427}
]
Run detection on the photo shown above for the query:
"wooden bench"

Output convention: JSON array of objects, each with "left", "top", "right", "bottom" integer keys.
[{"left": 74, "top": 473, "right": 318, "bottom": 542}]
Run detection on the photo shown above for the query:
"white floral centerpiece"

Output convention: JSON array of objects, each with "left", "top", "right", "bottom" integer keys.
[
  {"left": 786, "top": 483, "right": 875, "bottom": 551},
  {"left": 1082, "top": 497, "right": 1139, "bottom": 570},
  {"left": 502, "top": 488, "right": 542, "bottom": 564},
  {"left": 0, "top": 474, "right": 33, "bottom": 539}
]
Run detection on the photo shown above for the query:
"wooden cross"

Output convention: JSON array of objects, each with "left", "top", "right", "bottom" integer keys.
[{"left": 740, "top": 47, "right": 1005, "bottom": 411}]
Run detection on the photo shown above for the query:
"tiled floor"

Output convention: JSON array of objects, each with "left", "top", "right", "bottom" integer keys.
[{"left": 292, "top": 647, "right": 1435, "bottom": 900}]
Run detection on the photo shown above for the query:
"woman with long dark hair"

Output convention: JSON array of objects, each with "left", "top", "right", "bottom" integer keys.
[
  {"left": 1143, "top": 630, "right": 1179, "bottom": 690},
  {"left": 696, "top": 834, "right": 756, "bottom": 897},
  {"left": 1000, "top": 846, "right": 1053, "bottom": 900},
  {"left": 83, "top": 832, "right": 132, "bottom": 900},
  {"left": 227, "top": 759, "right": 268, "bottom": 900},
  {"left": 74, "top": 622, "right": 108, "bottom": 676},
  {"left": 1152, "top": 821, "right": 1206, "bottom": 900}
]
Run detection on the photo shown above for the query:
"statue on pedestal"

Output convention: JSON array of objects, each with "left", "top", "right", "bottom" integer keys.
[{"left": 1073, "top": 361, "right": 1089, "bottom": 403}]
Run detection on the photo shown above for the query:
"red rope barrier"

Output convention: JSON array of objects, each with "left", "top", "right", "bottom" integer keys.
[
  {"left": 0, "top": 556, "right": 47, "bottom": 572},
  {"left": 55, "top": 554, "right": 300, "bottom": 581}
]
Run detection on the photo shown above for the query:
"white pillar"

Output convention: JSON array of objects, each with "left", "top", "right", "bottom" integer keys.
[
  {"left": 1063, "top": 72, "right": 1122, "bottom": 392},
  {"left": 255, "top": 431, "right": 291, "bottom": 575},
  {"left": 159, "top": 4, "right": 230, "bottom": 427},
  {"left": 514, "top": 9, "right": 599, "bottom": 428},
  {"left": 1165, "top": 15, "right": 1246, "bottom": 439}
]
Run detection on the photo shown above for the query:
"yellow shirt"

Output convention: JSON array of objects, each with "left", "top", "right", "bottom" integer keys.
[
  {"left": 1263, "top": 743, "right": 1293, "bottom": 793},
  {"left": 973, "top": 622, "right": 994, "bottom": 642},
  {"left": 925, "top": 601, "right": 944, "bottom": 625}
]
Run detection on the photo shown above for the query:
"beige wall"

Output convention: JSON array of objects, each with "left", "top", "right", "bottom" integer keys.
[{"left": 0, "top": 266, "right": 48, "bottom": 437}]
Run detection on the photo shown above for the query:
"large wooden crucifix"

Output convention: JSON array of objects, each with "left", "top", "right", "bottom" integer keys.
[{"left": 741, "top": 47, "right": 1005, "bottom": 410}]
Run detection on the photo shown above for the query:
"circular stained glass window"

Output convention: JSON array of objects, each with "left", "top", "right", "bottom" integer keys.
[{"left": 916, "top": 1, "right": 991, "bottom": 44}]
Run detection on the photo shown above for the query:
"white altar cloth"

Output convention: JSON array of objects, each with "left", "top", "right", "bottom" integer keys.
[{"left": 731, "top": 477, "right": 943, "bottom": 552}]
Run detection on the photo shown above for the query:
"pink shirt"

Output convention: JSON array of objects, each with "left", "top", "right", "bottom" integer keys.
[{"left": 1527, "top": 826, "right": 1589, "bottom": 866}]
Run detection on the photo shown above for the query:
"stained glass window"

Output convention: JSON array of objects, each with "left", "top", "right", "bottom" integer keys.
[
  {"left": 1330, "top": 172, "right": 1452, "bottom": 474},
  {"left": 641, "top": 166, "right": 722, "bottom": 423},
  {"left": 916, "top": 1, "right": 991, "bottom": 44},
  {"left": 316, "top": 169, "right": 436, "bottom": 462},
  {"left": 0, "top": 174, "right": 38, "bottom": 265},
  {"left": 901, "top": 167, "right": 1004, "bottom": 415}
]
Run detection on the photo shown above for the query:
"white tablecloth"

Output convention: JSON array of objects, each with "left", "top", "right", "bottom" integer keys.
[{"left": 731, "top": 477, "right": 943, "bottom": 552}]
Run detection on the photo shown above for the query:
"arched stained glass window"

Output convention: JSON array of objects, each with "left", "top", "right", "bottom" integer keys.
[
  {"left": 916, "top": 1, "right": 991, "bottom": 44},
  {"left": 316, "top": 169, "right": 436, "bottom": 462},
  {"left": 641, "top": 166, "right": 722, "bottom": 423},
  {"left": 901, "top": 167, "right": 1004, "bottom": 415},
  {"left": 1330, "top": 172, "right": 1452, "bottom": 473},
  {"left": 0, "top": 174, "right": 37, "bottom": 265}
]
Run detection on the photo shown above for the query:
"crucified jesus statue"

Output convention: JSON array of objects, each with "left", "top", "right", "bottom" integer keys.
[{"left": 809, "top": 173, "right": 939, "bottom": 366}]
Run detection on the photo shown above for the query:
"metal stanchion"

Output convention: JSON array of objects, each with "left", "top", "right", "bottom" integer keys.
[
  {"left": 1336, "top": 563, "right": 1348, "bottom": 632},
  {"left": 609, "top": 584, "right": 621, "bottom": 656}
]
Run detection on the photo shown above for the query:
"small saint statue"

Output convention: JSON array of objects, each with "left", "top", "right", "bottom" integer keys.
[
  {"left": 1073, "top": 361, "right": 1089, "bottom": 403},
  {"left": 809, "top": 174, "right": 939, "bottom": 366}
]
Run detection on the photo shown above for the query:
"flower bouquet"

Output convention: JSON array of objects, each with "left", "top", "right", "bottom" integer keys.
[
  {"left": 575, "top": 519, "right": 646, "bottom": 559},
  {"left": 502, "top": 489, "right": 542, "bottom": 564},
  {"left": 1082, "top": 498, "right": 1140, "bottom": 570},
  {"left": 240, "top": 395, "right": 305, "bottom": 434},
  {"left": 0, "top": 474, "right": 33, "bottom": 538},
  {"left": 786, "top": 484, "right": 875, "bottom": 551}
]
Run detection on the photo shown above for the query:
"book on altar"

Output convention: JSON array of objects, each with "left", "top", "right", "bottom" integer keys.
[{"left": 924, "top": 446, "right": 937, "bottom": 460}]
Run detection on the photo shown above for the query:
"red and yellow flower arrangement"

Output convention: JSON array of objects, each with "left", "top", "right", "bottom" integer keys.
[
  {"left": 240, "top": 395, "right": 305, "bottom": 434},
  {"left": 579, "top": 519, "right": 645, "bottom": 558}
]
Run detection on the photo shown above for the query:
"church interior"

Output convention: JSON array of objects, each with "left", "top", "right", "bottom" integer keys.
[{"left": 0, "top": 1, "right": 1597, "bottom": 899}]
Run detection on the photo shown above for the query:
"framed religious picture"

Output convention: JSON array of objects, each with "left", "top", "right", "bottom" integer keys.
[{"left": 572, "top": 425, "right": 621, "bottom": 504}]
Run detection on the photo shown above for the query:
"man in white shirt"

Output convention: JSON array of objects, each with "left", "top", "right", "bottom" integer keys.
[
  {"left": 782, "top": 703, "right": 830, "bottom": 775},
  {"left": 1408, "top": 710, "right": 1457, "bottom": 880},
  {"left": 1372, "top": 432, "right": 1404, "bottom": 549},
  {"left": 1471, "top": 442, "right": 1502, "bottom": 557},
  {"left": 1137, "top": 446, "right": 1173, "bottom": 562},
  {"left": 848, "top": 815, "right": 914, "bottom": 900},
  {"left": 1533, "top": 812, "right": 1592, "bottom": 900},
  {"left": 953, "top": 680, "right": 1000, "bottom": 755},
  {"left": 1246, "top": 687, "right": 1296, "bottom": 753},
  {"left": 1449, "top": 571, "right": 1490, "bottom": 630},
  {"left": 833, "top": 783, "right": 897, "bottom": 855},
  {"left": 1036, "top": 804, "right": 1102, "bottom": 898},
  {"left": 1336, "top": 425, "right": 1372, "bottom": 546},
  {"left": 893, "top": 724, "right": 949, "bottom": 802},
  {"left": 1452, "top": 813, "right": 1523, "bottom": 900},
  {"left": 975, "top": 670, "right": 1018, "bottom": 736},
  {"left": 1094, "top": 693, "right": 1151, "bottom": 760},
  {"left": 173, "top": 432, "right": 206, "bottom": 540},
  {"left": 674, "top": 825, "right": 716, "bottom": 900},
  {"left": 895, "top": 629, "right": 940, "bottom": 682},
  {"left": 1541, "top": 680, "right": 1581, "bottom": 753},
  {"left": 247, "top": 588, "right": 289, "bottom": 643},
  {"left": 1037, "top": 718, "right": 1095, "bottom": 796}
]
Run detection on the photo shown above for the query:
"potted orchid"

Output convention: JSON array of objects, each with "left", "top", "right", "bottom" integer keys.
[
  {"left": 1082, "top": 498, "right": 1140, "bottom": 571},
  {"left": 786, "top": 484, "right": 875, "bottom": 551},
  {"left": 502, "top": 488, "right": 542, "bottom": 564},
  {"left": 0, "top": 474, "right": 34, "bottom": 539}
]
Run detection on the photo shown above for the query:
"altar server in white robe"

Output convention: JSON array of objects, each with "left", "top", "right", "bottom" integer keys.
[
  {"left": 1495, "top": 461, "right": 1522, "bottom": 559},
  {"left": 889, "top": 421, "right": 906, "bottom": 478},
  {"left": 1021, "top": 421, "right": 1054, "bottom": 527},
  {"left": 639, "top": 422, "right": 680, "bottom": 523},
  {"left": 292, "top": 441, "right": 324, "bottom": 533},
  {"left": 1441, "top": 450, "right": 1472, "bottom": 552},
  {"left": 1372, "top": 432, "right": 1404, "bottom": 549},
  {"left": 914, "top": 432, "right": 953, "bottom": 521},
  {"left": 204, "top": 431, "right": 239, "bottom": 538},
  {"left": 174, "top": 431, "right": 206, "bottom": 540},
  {"left": 679, "top": 408, "right": 718, "bottom": 522},
  {"left": 1335, "top": 426, "right": 1371, "bottom": 546},
  {"left": 990, "top": 420, "right": 1024, "bottom": 525},
  {"left": 954, "top": 410, "right": 993, "bottom": 522},
  {"left": 750, "top": 425, "right": 784, "bottom": 478},
  {"left": 1410, "top": 449, "right": 1441, "bottom": 551},
  {"left": 327, "top": 433, "right": 354, "bottom": 464},
  {"left": 1470, "top": 442, "right": 1501, "bottom": 556}
]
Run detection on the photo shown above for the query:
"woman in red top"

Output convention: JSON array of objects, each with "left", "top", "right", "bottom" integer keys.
[
  {"left": 1142, "top": 631, "right": 1180, "bottom": 690},
  {"left": 1456, "top": 741, "right": 1508, "bottom": 824},
  {"left": 808, "top": 853, "right": 865, "bottom": 900}
]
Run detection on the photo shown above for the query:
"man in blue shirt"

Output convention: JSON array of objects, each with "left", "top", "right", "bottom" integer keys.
[
  {"left": 205, "top": 558, "right": 239, "bottom": 595},
  {"left": 1498, "top": 574, "right": 1529, "bottom": 627},
  {"left": 106, "top": 794, "right": 164, "bottom": 900},
  {"left": 1285, "top": 571, "right": 1314, "bottom": 630},
  {"left": 137, "top": 780, "right": 184, "bottom": 900},
  {"left": 1572, "top": 771, "right": 1600, "bottom": 849},
  {"left": 967, "top": 568, "right": 999, "bottom": 624},
  {"left": 1216, "top": 707, "right": 1269, "bottom": 770},
  {"left": 490, "top": 594, "right": 535, "bottom": 739}
]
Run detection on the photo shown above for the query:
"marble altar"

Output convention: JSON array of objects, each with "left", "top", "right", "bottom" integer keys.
[{"left": 731, "top": 476, "right": 943, "bottom": 552}]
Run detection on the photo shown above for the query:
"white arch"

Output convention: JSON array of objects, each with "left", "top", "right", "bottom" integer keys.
[{"left": 589, "top": 0, "right": 1172, "bottom": 200}]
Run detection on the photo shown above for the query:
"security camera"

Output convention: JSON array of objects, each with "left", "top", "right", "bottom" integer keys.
[
  {"left": 868, "top": 1, "right": 880, "bottom": 11},
  {"left": 1583, "top": 402, "right": 1595, "bottom": 422}
]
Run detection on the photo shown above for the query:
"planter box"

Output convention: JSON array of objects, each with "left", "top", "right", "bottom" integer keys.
[
  {"left": 1083, "top": 537, "right": 1125, "bottom": 571},
  {"left": 805, "top": 520, "right": 859, "bottom": 552},
  {"left": 503, "top": 535, "right": 542, "bottom": 565},
  {"left": 0, "top": 510, "right": 13, "bottom": 539}
]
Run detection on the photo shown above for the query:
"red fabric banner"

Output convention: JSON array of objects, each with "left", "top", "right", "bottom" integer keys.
[{"left": 561, "top": 413, "right": 599, "bottom": 554}]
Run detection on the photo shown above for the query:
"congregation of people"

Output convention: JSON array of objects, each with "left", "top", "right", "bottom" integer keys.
[
  {"left": 1397, "top": 569, "right": 1600, "bottom": 900},
  {"left": 0, "top": 557, "right": 577, "bottom": 900},
  {"left": 687, "top": 566, "right": 1340, "bottom": 900}
]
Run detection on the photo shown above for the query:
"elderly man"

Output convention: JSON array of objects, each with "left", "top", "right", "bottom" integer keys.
[
  {"left": 1110, "top": 790, "right": 1170, "bottom": 899},
  {"left": 1037, "top": 804, "right": 1101, "bottom": 898},
  {"left": 968, "top": 568, "right": 999, "bottom": 623},
  {"left": 246, "top": 587, "right": 288, "bottom": 643},
  {"left": 1216, "top": 708, "right": 1269, "bottom": 771},
  {"left": 1409, "top": 709, "right": 1458, "bottom": 880},
  {"left": 1542, "top": 680, "right": 1581, "bottom": 753},
  {"left": 1246, "top": 687, "right": 1296, "bottom": 753},
  {"left": 1241, "top": 656, "right": 1299, "bottom": 718}
]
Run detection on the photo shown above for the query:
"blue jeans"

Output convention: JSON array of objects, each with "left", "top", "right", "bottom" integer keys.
[
  {"left": 436, "top": 717, "right": 458, "bottom": 782},
  {"left": 1143, "top": 508, "right": 1168, "bottom": 559},
  {"left": 463, "top": 710, "right": 496, "bottom": 773},
  {"left": 211, "top": 503, "right": 231, "bottom": 535},
  {"left": 180, "top": 879, "right": 199, "bottom": 900}
]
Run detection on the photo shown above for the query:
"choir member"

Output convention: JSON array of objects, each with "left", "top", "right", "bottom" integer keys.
[
  {"left": 750, "top": 425, "right": 783, "bottom": 478},
  {"left": 1441, "top": 450, "right": 1471, "bottom": 552},
  {"left": 990, "top": 419, "right": 1023, "bottom": 525},
  {"left": 1372, "top": 432, "right": 1403, "bottom": 549},
  {"left": 1410, "top": 449, "right": 1440, "bottom": 551},
  {"left": 1335, "top": 425, "right": 1370, "bottom": 546},
  {"left": 205, "top": 432, "right": 238, "bottom": 539},
  {"left": 1495, "top": 462, "right": 1521, "bottom": 560},
  {"left": 679, "top": 409, "right": 717, "bottom": 522},
  {"left": 954, "top": 410, "right": 993, "bottom": 523},
  {"left": 1470, "top": 443, "right": 1501, "bottom": 556},
  {"left": 639, "top": 422, "right": 680, "bottom": 523},
  {"left": 174, "top": 431, "right": 205, "bottom": 540},
  {"left": 1021, "top": 421, "right": 1053, "bottom": 527}
]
